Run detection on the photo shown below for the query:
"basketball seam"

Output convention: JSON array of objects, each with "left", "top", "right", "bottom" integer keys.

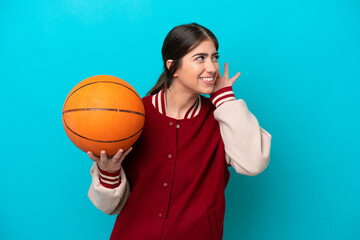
[
  {"left": 63, "top": 117, "right": 144, "bottom": 143},
  {"left": 62, "top": 108, "right": 145, "bottom": 117},
  {"left": 64, "top": 81, "right": 141, "bottom": 107}
]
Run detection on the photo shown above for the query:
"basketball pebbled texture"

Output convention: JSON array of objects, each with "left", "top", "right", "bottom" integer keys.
[{"left": 62, "top": 75, "right": 145, "bottom": 156}]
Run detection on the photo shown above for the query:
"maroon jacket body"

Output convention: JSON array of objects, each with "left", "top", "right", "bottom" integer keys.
[{"left": 111, "top": 94, "right": 229, "bottom": 240}]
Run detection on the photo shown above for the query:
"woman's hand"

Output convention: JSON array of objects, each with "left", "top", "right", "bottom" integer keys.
[
  {"left": 87, "top": 148, "right": 133, "bottom": 173},
  {"left": 213, "top": 62, "right": 241, "bottom": 93}
]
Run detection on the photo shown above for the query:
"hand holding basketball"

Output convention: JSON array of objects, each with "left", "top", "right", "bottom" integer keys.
[{"left": 87, "top": 148, "right": 133, "bottom": 173}]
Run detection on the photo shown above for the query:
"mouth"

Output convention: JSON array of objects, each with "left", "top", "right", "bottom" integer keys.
[{"left": 199, "top": 76, "right": 215, "bottom": 84}]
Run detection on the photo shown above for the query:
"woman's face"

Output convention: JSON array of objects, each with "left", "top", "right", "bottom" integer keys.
[{"left": 171, "top": 40, "right": 220, "bottom": 95}]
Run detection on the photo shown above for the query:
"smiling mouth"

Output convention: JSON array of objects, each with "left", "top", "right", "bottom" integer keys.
[{"left": 199, "top": 77, "right": 214, "bottom": 82}]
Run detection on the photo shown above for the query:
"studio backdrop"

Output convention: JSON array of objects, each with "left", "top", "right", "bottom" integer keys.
[{"left": 0, "top": 0, "right": 359, "bottom": 239}]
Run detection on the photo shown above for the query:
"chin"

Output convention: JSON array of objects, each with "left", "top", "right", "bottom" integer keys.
[{"left": 198, "top": 87, "right": 214, "bottom": 95}]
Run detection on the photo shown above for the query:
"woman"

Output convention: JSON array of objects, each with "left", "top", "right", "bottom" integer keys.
[{"left": 87, "top": 23, "right": 272, "bottom": 240}]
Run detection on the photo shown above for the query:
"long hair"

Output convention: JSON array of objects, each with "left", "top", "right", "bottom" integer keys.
[{"left": 147, "top": 23, "right": 219, "bottom": 95}]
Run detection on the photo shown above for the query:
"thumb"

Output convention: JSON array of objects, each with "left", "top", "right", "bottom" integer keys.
[{"left": 87, "top": 151, "right": 100, "bottom": 163}]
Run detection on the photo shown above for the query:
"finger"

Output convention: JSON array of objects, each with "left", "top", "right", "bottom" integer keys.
[
  {"left": 123, "top": 147, "right": 133, "bottom": 157},
  {"left": 100, "top": 150, "right": 108, "bottom": 163},
  {"left": 87, "top": 151, "right": 99, "bottom": 163},
  {"left": 119, "top": 147, "right": 133, "bottom": 162},
  {"left": 223, "top": 63, "right": 229, "bottom": 79},
  {"left": 111, "top": 149, "right": 124, "bottom": 163},
  {"left": 230, "top": 72, "right": 241, "bottom": 83}
]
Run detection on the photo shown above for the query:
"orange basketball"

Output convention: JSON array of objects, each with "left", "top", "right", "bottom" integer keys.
[{"left": 62, "top": 75, "right": 145, "bottom": 156}]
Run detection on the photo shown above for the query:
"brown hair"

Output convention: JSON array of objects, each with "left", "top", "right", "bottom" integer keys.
[{"left": 147, "top": 23, "right": 219, "bottom": 95}]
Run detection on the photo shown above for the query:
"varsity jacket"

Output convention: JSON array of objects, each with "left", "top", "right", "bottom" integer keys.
[{"left": 88, "top": 87, "right": 272, "bottom": 240}]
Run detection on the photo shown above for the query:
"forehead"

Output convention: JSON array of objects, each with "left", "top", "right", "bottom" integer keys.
[{"left": 187, "top": 40, "right": 217, "bottom": 55}]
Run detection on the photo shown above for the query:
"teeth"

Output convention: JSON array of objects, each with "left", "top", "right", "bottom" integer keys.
[{"left": 200, "top": 77, "right": 214, "bottom": 82}]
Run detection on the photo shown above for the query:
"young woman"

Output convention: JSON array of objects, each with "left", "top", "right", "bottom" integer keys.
[{"left": 87, "top": 23, "right": 272, "bottom": 240}]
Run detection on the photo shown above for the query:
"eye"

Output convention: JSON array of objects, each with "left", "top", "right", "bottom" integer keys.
[
  {"left": 212, "top": 55, "right": 219, "bottom": 61},
  {"left": 196, "top": 56, "right": 204, "bottom": 61}
]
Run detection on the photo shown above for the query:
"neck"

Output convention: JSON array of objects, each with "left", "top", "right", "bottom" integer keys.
[{"left": 165, "top": 85, "right": 198, "bottom": 120}]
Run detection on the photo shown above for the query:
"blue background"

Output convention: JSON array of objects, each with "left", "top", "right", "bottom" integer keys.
[{"left": 1, "top": 0, "right": 359, "bottom": 239}]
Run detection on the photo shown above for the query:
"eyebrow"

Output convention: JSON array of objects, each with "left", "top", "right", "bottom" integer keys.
[{"left": 192, "top": 52, "right": 219, "bottom": 57}]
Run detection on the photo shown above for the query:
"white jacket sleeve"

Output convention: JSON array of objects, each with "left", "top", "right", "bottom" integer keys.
[
  {"left": 214, "top": 99, "right": 272, "bottom": 176},
  {"left": 88, "top": 163, "right": 130, "bottom": 215}
]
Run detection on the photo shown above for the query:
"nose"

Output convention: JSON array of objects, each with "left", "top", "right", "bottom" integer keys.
[{"left": 205, "top": 59, "right": 217, "bottom": 74}]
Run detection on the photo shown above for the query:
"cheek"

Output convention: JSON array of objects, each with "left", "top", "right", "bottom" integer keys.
[
  {"left": 196, "top": 64, "right": 207, "bottom": 75},
  {"left": 184, "top": 63, "right": 201, "bottom": 77}
]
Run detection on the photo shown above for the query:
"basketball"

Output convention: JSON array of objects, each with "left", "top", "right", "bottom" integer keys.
[{"left": 62, "top": 75, "right": 145, "bottom": 156}]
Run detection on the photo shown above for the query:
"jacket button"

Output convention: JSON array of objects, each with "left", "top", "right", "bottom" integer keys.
[
  {"left": 168, "top": 122, "right": 173, "bottom": 127},
  {"left": 163, "top": 183, "right": 168, "bottom": 188},
  {"left": 167, "top": 154, "right": 173, "bottom": 159},
  {"left": 158, "top": 213, "right": 163, "bottom": 218}
]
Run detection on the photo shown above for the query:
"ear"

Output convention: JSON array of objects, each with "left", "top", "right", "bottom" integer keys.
[
  {"left": 166, "top": 59, "right": 179, "bottom": 78},
  {"left": 166, "top": 59, "right": 173, "bottom": 71}
]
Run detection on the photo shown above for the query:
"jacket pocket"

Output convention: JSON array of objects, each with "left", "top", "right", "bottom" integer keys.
[{"left": 207, "top": 207, "right": 220, "bottom": 240}]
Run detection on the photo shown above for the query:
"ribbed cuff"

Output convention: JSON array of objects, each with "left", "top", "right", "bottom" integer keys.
[
  {"left": 97, "top": 164, "right": 121, "bottom": 189},
  {"left": 210, "top": 87, "right": 236, "bottom": 108}
]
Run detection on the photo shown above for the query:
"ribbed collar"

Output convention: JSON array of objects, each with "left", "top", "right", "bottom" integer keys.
[{"left": 151, "top": 89, "right": 202, "bottom": 119}]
